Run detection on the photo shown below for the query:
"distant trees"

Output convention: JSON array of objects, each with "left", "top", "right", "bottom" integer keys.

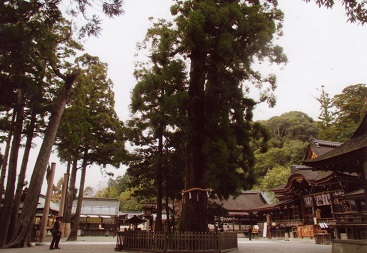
[
  {"left": 253, "top": 111, "right": 318, "bottom": 178},
  {"left": 259, "top": 165, "right": 291, "bottom": 201},
  {"left": 85, "top": 174, "right": 142, "bottom": 212},
  {"left": 316, "top": 84, "right": 367, "bottom": 142},
  {"left": 254, "top": 83, "right": 367, "bottom": 200}
]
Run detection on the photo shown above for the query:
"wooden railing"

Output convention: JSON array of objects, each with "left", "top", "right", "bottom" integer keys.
[
  {"left": 115, "top": 230, "right": 238, "bottom": 252},
  {"left": 333, "top": 211, "right": 367, "bottom": 223}
]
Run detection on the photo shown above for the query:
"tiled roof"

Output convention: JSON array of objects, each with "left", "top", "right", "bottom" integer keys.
[
  {"left": 303, "top": 112, "right": 367, "bottom": 170},
  {"left": 248, "top": 198, "right": 298, "bottom": 212},
  {"left": 72, "top": 197, "right": 120, "bottom": 216},
  {"left": 308, "top": 138, "right": 342, "bottom": 157},
  {"left": 212, "top": 190, "right": 268, "bottom": 211}
]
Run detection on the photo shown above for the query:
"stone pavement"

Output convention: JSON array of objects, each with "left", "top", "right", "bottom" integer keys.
[{"left": 0, "top": 235, "right": 331, "bottom": 253}]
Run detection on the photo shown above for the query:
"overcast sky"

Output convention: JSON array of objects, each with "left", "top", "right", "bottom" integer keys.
[
  {"left": 84, "top": 0, "right": 367, "bottom": 123},
  {"left": 28, "top": 0, "right": 367, "bottom": 193}
]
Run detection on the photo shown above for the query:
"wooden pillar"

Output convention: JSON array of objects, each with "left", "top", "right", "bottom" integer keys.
[{"left": 39, "top": 163, "right": 56, "bottom": 242}]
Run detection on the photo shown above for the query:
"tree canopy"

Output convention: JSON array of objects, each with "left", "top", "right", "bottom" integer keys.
[{"left": 316, "top": 83, "right": 367, "bottom": 142}]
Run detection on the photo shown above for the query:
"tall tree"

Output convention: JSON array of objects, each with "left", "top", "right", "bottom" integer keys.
[
  {"left": 333, "top": 83, "right": 367, "bottom": 139},
  {"left": 55, "top": 54, "right": 124, "bottom": 241},
  {"left": 8, "top": 68, "right": 79, "bottom": 248},
  {"left": 0, "top": 0, "right": 80, "bottom": 247},
  {"left": 1, "top": 0, "right": 124, "bottom": 248},
  {"left": 315, "top": 85, "right": 336, "bottom": 140},
  {"left": 171, "top": 0, "right": 287, "bottom": 231},
  {"left": 0, "top": 89, "right": 24, "bottom": 246},
  {"left": 127, "top": 19, "right": 187, "bottom": 231},
  {"left": 317, "top": 83, "right": 367, "bottom": 142}
]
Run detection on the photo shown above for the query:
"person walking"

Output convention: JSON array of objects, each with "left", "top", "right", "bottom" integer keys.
[
  {"left": 248, "top": 225, "right": 253, "bottom": 241},
  {"left": 50, "top": 216, "right": 62, "bottom": 250}
]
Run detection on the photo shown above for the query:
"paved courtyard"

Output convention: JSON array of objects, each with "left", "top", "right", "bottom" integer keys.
[{"left": 0, "top": 236, "right": 331, "bottom": 253}]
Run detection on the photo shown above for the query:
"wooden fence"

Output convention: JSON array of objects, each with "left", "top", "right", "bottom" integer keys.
[{"left": 115, "top": 230, "right": 238, "bottom": 253}]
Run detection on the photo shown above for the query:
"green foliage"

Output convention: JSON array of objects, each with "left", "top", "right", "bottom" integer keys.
[
  {"left": 254, "top": 139, "right": 307, "bottom": 177},
  {"left": 259, "top": 166, "right": 291, "bottom": 191},
  {"left": 125, "top": 19, "right": 187, "bottom": 207},
  {"left": 83, "top": 186, "right": 94, "bottom": 197},
  {"left": 119, "top": 190, "right": 142, "bottom": 211},
  {"left": 265, "top": 111, "right": 319, "bottom": 142},
  {"left": 56, "top": 53, "right": 125, "bottom": 170},
  {"left": 253, "top": 111, "right": 317, "bottom": 179},
  {"left": 316, "top": 83, "right": 367, "bottom": 142},
  {"left": 315, "top": 85, "right": 336, "bottom": 140},
  {"left": 258, "top": 165, "right": 291, "bottom": 202},
  {"left": 173, "top": 0, "right": 287, "bottom": 202},
  {"left": 332, "top": 84, "right": 367, "bottom": 141}
]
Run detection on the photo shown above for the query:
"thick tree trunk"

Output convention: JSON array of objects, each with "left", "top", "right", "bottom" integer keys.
[
  {"left": 67, "top": 151, "right": 87, "bottom": 241},
  {"left": 9, "top": 106, "right": 37, "bottom": 240},
  {"left": 0, "top": 111, "right": 15, "bottom": 206},
  {"left": 5, "top": 71, "right": 78, "bottom": 248},
  {"left": 180, "top": 49, "right": 208, "bottom": 232},
  {"left": 0, "top": 90, "right": 24, "bottom": 246}
]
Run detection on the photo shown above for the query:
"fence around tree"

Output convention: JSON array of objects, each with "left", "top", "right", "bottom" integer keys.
[{"left": 115, "top": 230, "right": 238, "bottom": 252}]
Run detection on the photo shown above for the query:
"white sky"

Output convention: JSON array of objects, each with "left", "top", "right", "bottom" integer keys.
[{"left": 12, "top": 0, "right": 367, "bottom": 193}]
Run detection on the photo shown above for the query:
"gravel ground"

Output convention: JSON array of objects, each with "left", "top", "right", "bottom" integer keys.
[
  {"left": 238, "top": 237, "right": 331, "bottom": 253},
  {"left": 0, "top": 235, "right": 331, "bottom": 253}
]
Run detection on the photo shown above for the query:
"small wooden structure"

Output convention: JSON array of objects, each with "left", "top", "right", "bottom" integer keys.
[
  {"left": 211, "top": 190, "right": 269, "bottom": 231},
  {"left": 115, "top": 230, "right": 237, "bottom": 252},
  {"left": 125, "top": 215, "right": 146, "bottom": 230},
  {"left": 72, "top": 197, "right": 120, "bottom": 236}
]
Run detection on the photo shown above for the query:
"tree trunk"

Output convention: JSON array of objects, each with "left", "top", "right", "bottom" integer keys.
[
  {"left": 0, "top": 90, "right": 24, "bottom": 246},
  {"left": 180, "top": 49, "right": 208, "bottom": 232},
  {"left": 9, "top": 105, "right": 37, "bottom": 240},
  {"left": 64, "top": 156, "right": 78, "bottom": 224},
  {"left": 0, "top": 111, "right": 15, "bottom": 212},
  {"left": 5, "top": 71, "right": 78, "bottom": 248},
  {"left": 155, "top": 123, "right": 164, "bottom": 231},
  {"left": 165, "top": 195, "right": 170, "bottom": 233},
  {"left": 67, "top": 151, "right": 87, "bottom": 241}
]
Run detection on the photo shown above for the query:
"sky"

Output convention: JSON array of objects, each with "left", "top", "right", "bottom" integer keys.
[
  {"left": 16, "top": 0, "right": 367, "bottom": 193},
  {"left": 83, "top": 0, "right": 367, "bottom": 123}
]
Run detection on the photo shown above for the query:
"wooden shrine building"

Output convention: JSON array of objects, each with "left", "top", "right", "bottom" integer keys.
[
  {"left": 249, "top": 137, "right": 366, "bottom": 242},
  {"left": 302, "top": 113, "right": 367, "bottom": 241},
  {"left": 211, "top": 190, "right": 269, "bottom": 232},
  {"left": 72, "top": 197, "right": 120, "bottom": 236}
]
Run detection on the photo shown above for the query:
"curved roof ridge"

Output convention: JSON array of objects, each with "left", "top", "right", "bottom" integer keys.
[{"left": 309, "top": 138, "right": 343, "bottom": 147}]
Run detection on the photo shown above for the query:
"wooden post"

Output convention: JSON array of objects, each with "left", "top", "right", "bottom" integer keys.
[
  {"left": 58, "top": 173, "right": 68, "bottom": 237},
  {"left": 39, "top": 162, "right": 56, "bottom": 242}
]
